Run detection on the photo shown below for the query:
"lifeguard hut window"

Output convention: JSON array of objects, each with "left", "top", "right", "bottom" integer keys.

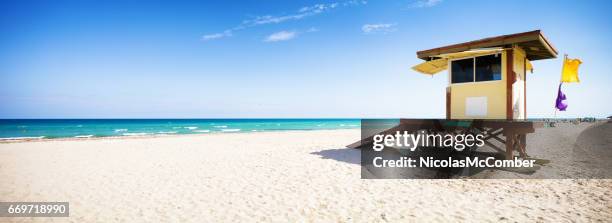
[
  {"left": 451, "top": 58, "right": 473, "bottom": 83},
  {"left": 475, "top": 54, "right": 501, "bottom": 81},
  {"left": 450, "top": 54, "right": 502, "bottom": 84}
]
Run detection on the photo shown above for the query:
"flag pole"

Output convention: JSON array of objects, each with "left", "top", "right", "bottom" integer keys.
[
  {"left": 554, "top": 54, "right": 568, "bottom": 119},
  {"left": 560, "top": 54, "right": 567, "bottom": 82}
]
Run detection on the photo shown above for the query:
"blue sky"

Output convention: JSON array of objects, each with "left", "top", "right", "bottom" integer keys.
[{"left": 1, "top": 0, "right": 611, "bottom": 118}]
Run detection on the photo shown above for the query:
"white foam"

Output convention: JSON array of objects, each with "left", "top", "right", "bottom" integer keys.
[
  {"left": 194, "top": 130, "right": 210, "bottom": 133},
  {"left": 122, "top": 133, "right": 149, "bottom": 136},
  {"left": 0, "top": 136, "right": 45, "bottom": 140},
  {"left": 157, "top": 131, "right": 177, "bottom": 134},
  {"left": 221, "top": 129, "right": 240, "bottom": 132},
  {"left": 114, "top": 129, "right": 128, "bottom": 132},
  {"left": 213, "top": 125, "right": 227, "bottom": 128},
  {"left": 184, "top": 126, "right": 198, "bottom": 130},
  {"left": 74, "top": 135, "right": 94, "bottom": 138}
]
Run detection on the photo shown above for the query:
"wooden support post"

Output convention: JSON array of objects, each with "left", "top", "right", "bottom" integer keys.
[
  {"left": 504, "top": 130, "right": 514, "bottom": 159},
  {"left": 519, "top": 134, "right": 527, "bottom": 158},
  {"left": 524, "top": 58, "right": 527, "bottom": 119},
  {"left": 506, "top": 49, "right": 515, "bottom": 120}
]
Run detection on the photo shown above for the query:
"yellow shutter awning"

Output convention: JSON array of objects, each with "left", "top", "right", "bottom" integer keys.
[{"left": 411, "top": 58, "right": 448, "bottom": 75}]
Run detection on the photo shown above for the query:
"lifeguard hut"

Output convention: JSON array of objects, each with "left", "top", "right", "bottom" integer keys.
[
  {"left": 412, "top": 30, "right": 558, "bottom": 120},
  {"left": 348, "top": 31, "right": 559, "bottom": 160}
]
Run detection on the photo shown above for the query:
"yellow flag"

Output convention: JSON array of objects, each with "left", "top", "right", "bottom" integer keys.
[{"left": 561, "top": 56, "right": 582, "bottom": 83}]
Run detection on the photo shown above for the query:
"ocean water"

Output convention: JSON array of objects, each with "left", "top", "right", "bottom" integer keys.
[{"left": 0, "top": 119, "right": 360, "bottom": 140}]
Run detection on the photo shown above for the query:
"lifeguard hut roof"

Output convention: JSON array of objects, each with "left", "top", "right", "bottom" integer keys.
[{"left": 417, "top": 30, "right": 558, "bottom": 61}]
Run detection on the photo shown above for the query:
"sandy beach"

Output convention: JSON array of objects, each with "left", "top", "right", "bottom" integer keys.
[{"left": 1, "top": 126, "right": 611, "bottom": 222}]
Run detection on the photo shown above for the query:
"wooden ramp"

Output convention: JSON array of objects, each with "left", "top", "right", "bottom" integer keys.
[{"left": 347, "top": 119, "right": 542, "bottom": 159}]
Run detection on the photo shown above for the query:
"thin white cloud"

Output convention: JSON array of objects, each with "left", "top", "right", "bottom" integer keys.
[
  {"left": 263, "top": 27, "right": 319, "bottom": 42},
  {"left": 362, "top": 23, "right": 397, "bottom": 34},
  {"left": 201, "top": 30, "right": 232, "bottom": 41},
  {"left": 264, "top": 31, "right": 297, "bottom": 42},
  {"left": 202, "top": 1, "right": 366, "bottom": 41},
  {"left": 246, "top": 3, "right": 338, "bottom": 26},
  {"left": 409, "top": 0, "right": 442, "bottom": 8}
]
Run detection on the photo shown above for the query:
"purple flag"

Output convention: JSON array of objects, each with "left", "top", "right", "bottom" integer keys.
[{"left": 556, "top": 83, "right": 568, "bottom": 111}]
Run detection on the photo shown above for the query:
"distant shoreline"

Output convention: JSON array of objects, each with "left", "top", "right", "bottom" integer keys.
[
  {"left": 0, "top": 119, "right": 361, "bottom": 141},
  {"left": 0, "top": 128, "right": 361, "bottom": 143}
]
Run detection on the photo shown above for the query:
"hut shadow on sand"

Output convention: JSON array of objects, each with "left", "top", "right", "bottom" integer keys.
[{"left": 310, "top": 148, "right": 361, "bottom": 165}]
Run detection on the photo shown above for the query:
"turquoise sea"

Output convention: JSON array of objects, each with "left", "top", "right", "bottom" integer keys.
[{"left": 0, "top": 119, "right": 360, "bottom": 140}]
